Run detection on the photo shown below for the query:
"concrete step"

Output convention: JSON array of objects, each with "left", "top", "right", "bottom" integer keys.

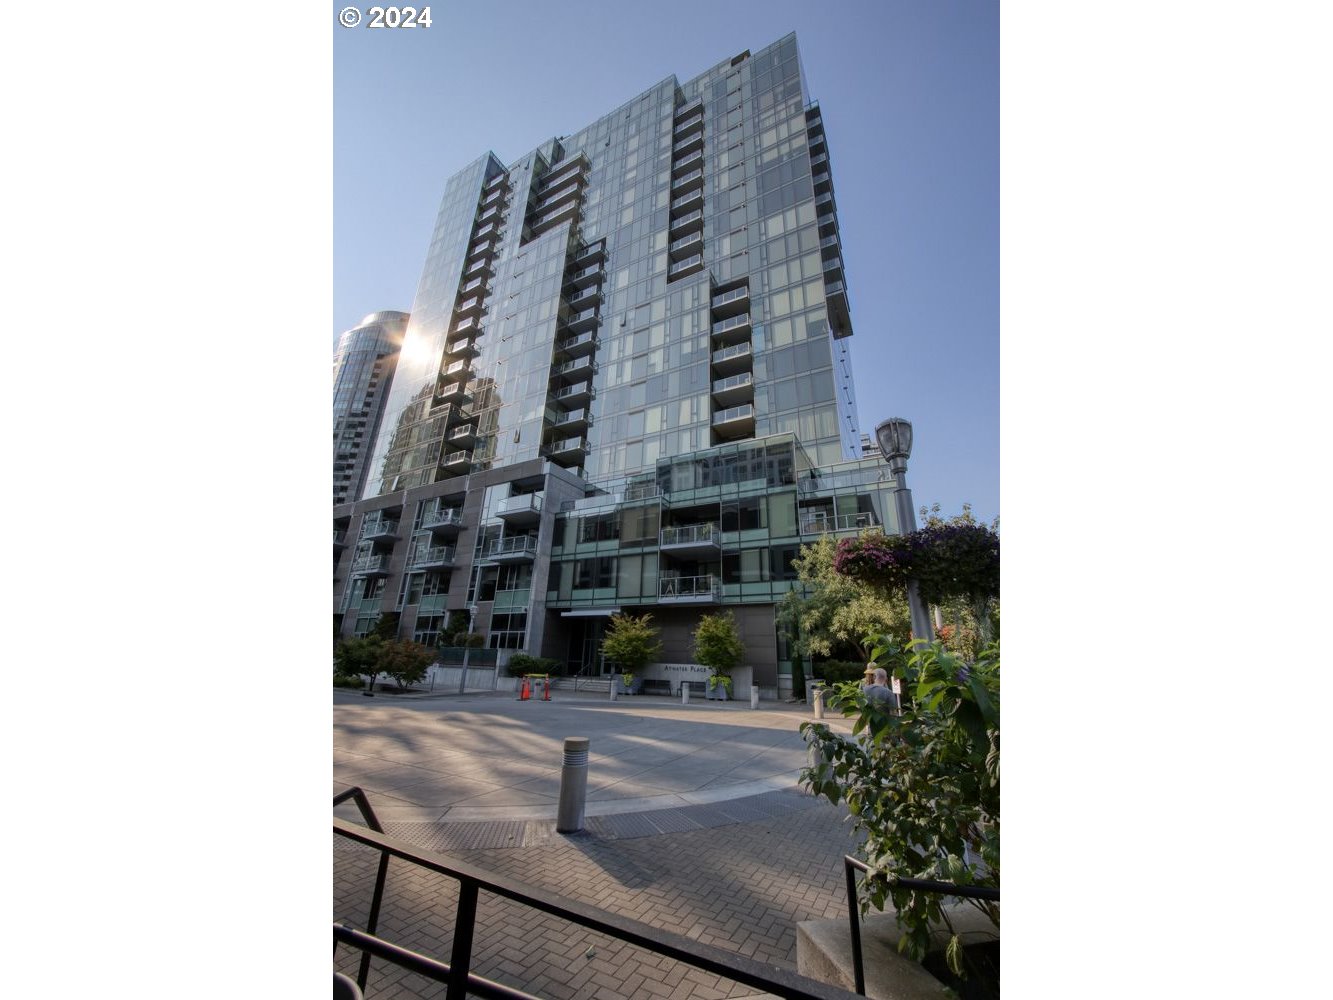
[{"left": 549, "top": 676, "right": 612, "bottom": 693}]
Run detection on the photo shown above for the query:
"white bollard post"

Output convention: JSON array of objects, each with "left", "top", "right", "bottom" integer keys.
[
  {"left": 609, "top": 681, "right": 617, "bottom": 702},
  {"left": 750, "top": 684, "right": 759, "bottom": 709},
  {"left": 813, "top": 684, "right": 825, "bottom": 720},
  {"left": 681, "top": 682, "right": 690, "bottom": 705}
]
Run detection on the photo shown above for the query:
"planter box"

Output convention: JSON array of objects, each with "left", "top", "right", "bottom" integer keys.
[
  {"left": 705, "top": 680, "right": 731, "bottom": 701},
  {"left": 613, "top": 675, "right": 641, "bottom": 695}
]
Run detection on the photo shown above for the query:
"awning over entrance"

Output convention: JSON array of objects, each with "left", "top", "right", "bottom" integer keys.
[{"left": 560, "top": 607, "right": 621, "bottom": 617}]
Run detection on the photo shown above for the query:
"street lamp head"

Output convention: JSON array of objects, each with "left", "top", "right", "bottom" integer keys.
[{"left": 875, "top": 417, "right": 913, "bottom": 463}]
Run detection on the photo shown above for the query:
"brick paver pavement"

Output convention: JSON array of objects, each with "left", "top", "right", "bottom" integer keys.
[{"left": 334, "top": 790, "right": 862, "bottom": 999}]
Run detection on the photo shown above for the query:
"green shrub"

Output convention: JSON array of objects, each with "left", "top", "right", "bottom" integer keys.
[
  {"left": 812, "top": 660, "right": 870, "bottom": 683},
  {"left": 333, "top": 674, "right": 366, "bottom": 689},
  {"left": 509, "top": 653, "right": 562, "bottom": 675}
]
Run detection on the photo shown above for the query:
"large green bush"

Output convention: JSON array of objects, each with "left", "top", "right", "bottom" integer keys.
[
  {"left": 508, "top": 653, "right": 562, "bottom": 675},
  {"left": 802, "top": 639, "right": 999, "bottom": 972}
]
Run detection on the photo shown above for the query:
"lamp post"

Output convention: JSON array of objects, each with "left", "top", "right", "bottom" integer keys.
[{"left": 875, "top": 417, "right": 934, "bottom": 645}]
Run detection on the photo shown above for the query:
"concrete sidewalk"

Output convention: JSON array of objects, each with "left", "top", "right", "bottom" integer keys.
[{"left": 333, "top": 690, "right": 852, "bottom": 826}]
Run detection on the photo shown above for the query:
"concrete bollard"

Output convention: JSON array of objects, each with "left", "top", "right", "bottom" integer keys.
[
  {"left": 681, "top": 683, "right": 690, "bottom": 705},
  {"left": 556, "top": 736, "right": 590, "bottom": 833},
  {"left": 812, "top": 685, "right": 825, "bottom": 720},
  {"left": 750, "top": 684, "right": 760, "bottom": 709},
  {"left": 609, "top": 682, "right": 617, "bottom": 702}
]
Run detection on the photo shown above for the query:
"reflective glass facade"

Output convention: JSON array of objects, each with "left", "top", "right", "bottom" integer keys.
[
  {"left": 335, "top": 35, "right": 890, "bottom": 695},
  {"left": 331, "top": 310, "right": 408, "bottom": 506}
]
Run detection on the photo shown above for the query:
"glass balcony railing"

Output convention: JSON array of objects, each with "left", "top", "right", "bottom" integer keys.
[
  {"left": 673, "top": 149, "right": 703, "bottom": 173},
  {"left": 671, "top": 188, "right": 704, "bottom": 212},
  {"left": 711, "top": 286, "right": 749, "bottom": 308},
  {"left": 711, "top": 313, "right": 751, "bottom": 336},
  {"left": 333, "top": 529, "right": 347, "bottom": 546},
  {"left": 409, "top": 545, "right": 456, "bottom": 569},
  {"left": 421, "top": 507, "right": 464, "bottom": 530},
  {"left": 799, "top": 512, "right": 878, "bottom": 535},
  {"left": 669, "top": 208, "right": 704, "bottom": 232},
  {"left": 660, "top": 522, "right": 719, "bottom": 547},
  {"left": 670, "top": 167, "right": 703, "bottom": 191},
  {"left": 351, "top": 554, "right": 389, "bottom": 575},
  {"left": 711, "top": 341, "right": 753, "bottom": 367},
  {"left": 673, "top": 97, "right": 704, "bottom": 122},
  {"left": 488, "top": 535, "right": 538, "bottom": 559},
  {"left": 359, "top": 519, "right": 398, "bottom": 538},
  {"left": 496, "top": 494, "right": 543, "bottom": 520},
  {"left": 711, "top": 371, "right": 753, "bottom": 395},
  {"left": 669, "top": 230, "right": 703, "bottom": 255},
  {"left": 668, "top": 254, "right": 704, "bottom": 276},
  {"left": 712, "top": 403, "right": 754, "bottom": 425},
  {"left": 658, "top": 574, "right": 721, "bottom": 601}
]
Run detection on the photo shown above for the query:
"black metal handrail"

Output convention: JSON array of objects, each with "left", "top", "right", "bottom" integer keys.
[
  {"left": 842, "top": 855, "right": 1000, "bottom": 996},
  {"left": 334, "top": 924, "right": 541, "bottom": 1000},
  {"left": 335, "top": 788, "right": 861, "bottom": 999}
]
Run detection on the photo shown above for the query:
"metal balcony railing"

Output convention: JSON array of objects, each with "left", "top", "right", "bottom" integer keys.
[
  {"left": 711, "top": 313, "right": 751, "bottom": 336},
  {"left": 488, "top": 535, "right": 538, "bottom": 558},
  {"left": 712, "top": 372, "right": 753, "bottom": 395},
  {"left": 712, "top": 286, "right": 749, "bottom": 308},
  {"left": 669, "top": 208, "right": 704, "bottom": 232},
  {"left": 711, "top": 341, "right": 753, "bottom": 366},
  {"left": 671, "top": 188, "right": 704, "bottom": 211},
  {"left": 421, "top": 507, "right": 463, "bottom": 530},
  {"left": 670, "top": 230, "right": 703, "bottom": 254},
  {"left": 359, "top": 519, "right": 398, "bottom": 538},
  {"left": 669, "top": 254, "right": 704, "bottom": 276},
  {"left": 712, "top": 403, "right": 754, "bottom": 425},
  {"left": 408, "top": 544, "right": 456, "bottom": 569},
  {"left": 351, "top": 554, "right": 389, "bottom": 574}
]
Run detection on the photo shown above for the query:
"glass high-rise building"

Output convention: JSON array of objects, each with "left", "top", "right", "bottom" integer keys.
[
  {"left": 332, "top": 310, "right": 408, "bottom": 507},
  {"left": 335, "top": 35, "right": 903, "bottom": 696}
]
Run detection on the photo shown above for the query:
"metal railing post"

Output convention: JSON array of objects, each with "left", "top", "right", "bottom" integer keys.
[
  {"left": 447, "top": 880, "right": 479, "bottom": 999},
  {"left": 844, "top": 858, "right": 866, "bottom": 996}
]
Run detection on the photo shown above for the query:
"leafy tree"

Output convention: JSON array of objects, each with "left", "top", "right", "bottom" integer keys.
[
  {"left": 693, "top": 612, "right": 743, "bottom": 675},
  {"left": 370, "top": 612, "right": 401, "bottom": 642},
  {"left": 802, "top": 639, "right": 999, "bottom": 974},
  {"left": 600, "top": 613, "right": 662, "bottom": 679},
  {"left": 694, "top": 612, "right": 743, "bottom": 696},
  {"left": 778, "top": 534, "right": 911, "bottom": 664},
  {"left": 377, "top": 639, "right": 435, "bottom": 690},
  {"left": 441, "top": 611, "right": 471, "bottom": 646},
  {"left": 334, "top": 636, "right": 381, "bottom": 689}
]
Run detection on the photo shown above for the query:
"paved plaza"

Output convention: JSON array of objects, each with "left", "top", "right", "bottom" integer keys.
[{"left": 334, "top": 690, "right": 864, "bottom": 999}]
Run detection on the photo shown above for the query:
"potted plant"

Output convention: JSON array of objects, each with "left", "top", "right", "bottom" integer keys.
[
  {"left": 693, "top": 612, "right": 743, "bottom": 702},
  {"left": 600, "top": 613, "right": 661, "bottom": 696}
]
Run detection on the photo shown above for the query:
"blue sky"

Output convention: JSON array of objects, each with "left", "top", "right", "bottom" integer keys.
[{"left": 334, "top": 0, "right": 999, "bottom": 524}]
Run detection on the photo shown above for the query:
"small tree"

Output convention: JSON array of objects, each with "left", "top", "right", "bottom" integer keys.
[
  {"left": 600, "top": 613, "right": 662, "bottom": 686},
  {"left": 334, "top": 636, "right": 382, "bottom": 692},
  {"left": 377, "top": 639, "right": 436, "bottom": 691},
  {"left": 370, "top": 612, "right": 400, "bottom": 642},
  {"left": 693, "top": 612, "right": 742, "bottom": 696}
]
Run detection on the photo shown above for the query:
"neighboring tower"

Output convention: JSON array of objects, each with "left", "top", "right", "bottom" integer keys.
[{"left": 332, "top": 310, "right": 409, "bottom": 506}]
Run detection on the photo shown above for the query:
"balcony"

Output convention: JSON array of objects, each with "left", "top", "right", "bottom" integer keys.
[
  {"left": 822, "top": 256, "right": 844, "bottom": 282},
  {"left": 477, "top": 201, "right": 504, "bottom": 225},
  {"left": 484, "top": 172, "right": 507, "bottom": 191},
  {"left": 668, "top": 230, "right": 703, "bottom": 260},
  {"left": 538, "top": 180, "right": 582, "bottom": 213},
  {"left": 543, "top": 437, "right": 589, "bottom": 466},
  {"left": 825, "top": 279, "right": 852, "bottom": 338},
  {"left": 441, "top": 449, "right": 473, "bottom": 472},
  {"left": 435, "top": 381, "right": 472, "bottom": 406},
  {"left": 447, "top": 423, "right": 478, "bottom": 448},
  {"left": 461, "top": 276, "right": 487, "bottom": 296},
  {"left": 454, "top": 295, "right": 486, "bottom": 318},
  {"left": 658, "top": 574, "right": 721, "bottom": 604},
  {"left": 815, "top": 192, "right": 835, "bottom": 214},
  {"left": 550, "top": 355, "right": 597, "bottom": 382},
  {"left": 550, "top": 407, "right": 591, "bottom": 434},
  {"left": 481, "top": 184, "right": 506, "bottom": 207},
  {"left": 359, "top": 518, "right": 399, "bottom": 541},
  {"left": 540, "top": 153, "right": 589, "bottom": 191},
  {"left": 710, "top": 284, "right": 749, "bottom": 317},
  {"left": 442, "top": 358, "right": 471, "bottom": 378},
  {"left": 556, "top": 331, "right": 598, "bottom": 360},
  {"left": 671, "top": 189, "right": 704, "bottom": 215},
  {"left": 351, "top": 553, "right": 391, "bottom": 577},
  {"left": 810, "top": 152, "right": 828, "bottom": 169},
  {"left": 668, "top": 208, "right": 704, "bottom": 237},
  {"left": 672, "top": 150, "right": 703, "bottom": 176},
  {"left": 710, "top": 340, "right": 753, "bottom": 376},
  {"left": 469, "top": 228, "right": 501, "bottom": 254},
  {"left": 463, "top": 255, "right": 491, "bottom": 280},
  {"left": 496, "top": 493, "right": 543, "bottom": 526},
  {"left": 409, "top": 544, "right": 457, "bottom": 571},
  {"left": 660, "top": 522, "right": 721, "bottom": 557},
  {"left": 819, "top": 233, "right": 840, "bottom": 255},
  {"left": 573, "top": 241, "right": 605, "bottom": 267},
  {"left": 565, "top": 262, "right": 603, "bottom": 289},
  {"left": 334, "top": 529, "right": 348, "bottom": 549},
  {"left": 799, "top": 511, "right": 878, "bottom": 536},
  {"left": 672, "top": 131, "right": 704, "bottom": 158},
  {"left": 670, "top": 167, "right": 704, "bottom": 195},
  {"left": 421, "top": 506, "right": 464, "bottom": 533},
  {"left": 710, "top": 312, "right": 752, "bottom": 345},
  {"left": 817, "top": 210, "right": 838, "bottom": 236},
  {"left": 673, "top": 110, "right": 704, "bottom": 138},
  {"left": 487, "top": 535, "right": 539, "bottom": 563},
  {"left": 564, "top": 284, "right": 601, "bottom": 312},
  {"left": 710, "top": 371, "right": 754, "bottom": 407},
  {"left": 473, "top": 220, "right": 501, "bottom": 241},
  {"left": 553, "top": 381, "right": 594, "bottom": 407},
  {"left": 530, "top": 200, "right": 579, "bottom": 235},
  {"left": 668, "top": 253, "right": 705, "bottom": 281},
  {"left": 813, "top": 170, "right": 831, "bottom": 195},
  {"left": 562, "top": 308, "right": 599, "bottom": 335},
  {"left": 712, "top": 402, "right": 755, "bottom": 439},
  {"left": 674, "top": 97, "right": 704, "bottom": 123},
  {"left": 452, "top": 314, "right": 481, "bottom": 336},
  {"left": 444, "top": 337, "right": 480, "bottom": 361}
]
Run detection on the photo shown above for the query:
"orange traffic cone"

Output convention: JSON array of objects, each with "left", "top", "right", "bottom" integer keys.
[{"left": 519, "top": 676, "right": 530, "bottom": 701}]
